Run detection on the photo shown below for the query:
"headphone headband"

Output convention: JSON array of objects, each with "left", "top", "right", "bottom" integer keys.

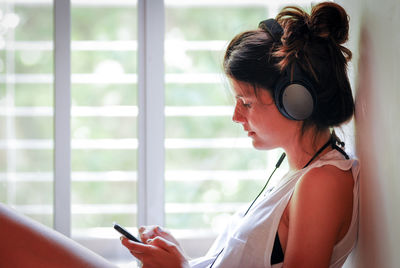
[
  {"left": 258, "top": 19, "right": 283, "bottom": 43},
  {"left": 258, "top": 19, "right": 317, "bottom": 121}
]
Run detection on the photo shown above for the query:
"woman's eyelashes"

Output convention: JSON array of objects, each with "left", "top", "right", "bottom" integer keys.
[
  {"left": 236, "top": 97, "right": 252, "bottom": 109},
  {"left": 243, "top": 102, "right": 252, "bottom": 108}
]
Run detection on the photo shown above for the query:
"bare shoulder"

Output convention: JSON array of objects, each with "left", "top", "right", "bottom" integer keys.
[
  {"left": 283, "top": 165, "right": 355, "bottom": 266},
  {"left": 289, "top": 164, "right": 354, "bottom": 229},
  {"left": 296, "top": 165, "right": 354, "bottom": 197}
]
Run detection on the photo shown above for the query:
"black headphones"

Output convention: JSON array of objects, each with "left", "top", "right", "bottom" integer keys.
[{"left": 258, "top": 19, "right": 317, "bottom": 121}]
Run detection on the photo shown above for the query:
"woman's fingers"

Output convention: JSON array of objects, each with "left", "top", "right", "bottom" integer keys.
[
  {"left": 139, "top": 225, "right": 159, "bottom": 243},
  {"left": 154, "top": 227, "right": 180, "bottom": 245},
  {"left": 121, "top": 236, "right": 189, "bottom": 268},
  {"left": 139, "top": 225, "right": 174, "bottom": 244},
  {"left": 147, "top": 236, "right": 182, "bottom": 256},
  {"left": 121, "top": 237, "right": 152, "bottom": 260}
]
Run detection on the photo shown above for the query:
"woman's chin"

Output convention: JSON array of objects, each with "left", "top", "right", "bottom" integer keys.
[{"left": 251, "top": 140, "right": 275, "bottom": 150}]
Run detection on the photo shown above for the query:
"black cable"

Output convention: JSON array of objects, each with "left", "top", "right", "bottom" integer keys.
[{"left": 244, "top": 152, "right": 285, "bottom": 217}]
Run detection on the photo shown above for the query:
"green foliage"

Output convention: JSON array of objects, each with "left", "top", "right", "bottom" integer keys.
[
  {"left": 72, "top": 117, "right": 137, "bottom": 139},
  {"left": 165, "top": 7, "right": 269, "bottom": 40},
  {"left": 16, "top": 181, "right": 53, "bottom": 205},
  {"left": 0, "top": 150, "right": 6, "bottom": 172},
  {"left": 72, "top": 181, "right": 137, "bottom": 204},
  {"left": 166, "top": 148, "right": 267, "bottom": 171},
  {"left": 14, "top": 6, "right": 53, "bottom": 41},
  {"left": 72, "top": 213, "right": 136, "bottom": 229},
  {"left": 165, "top": 50, "right": 225, "bottom": 74},
  {"left": 165, "top": 83, "right": 232, "bottom": 106},
  {"left": 0, "top": 82, "right": 5, "bottom": 99},
  {"left": 15, "top": 117, "right": 53, "bottom": 139},
  {"left": 165, "top": 116, "right": 242, "bottom": 138},
  {"left": 166, "top": 213, "right": 214, "bottom": 229},
  {"left": 15, "top": 149, "right": 53, "bottom": 172},
  {"left": 71, "top": 150, "right": 137, "bottom": 171},
  {"left": 0, "top": 117, "right": 5, "bottom": 139},
  {"left": 71, "top": 7, "right": 137, "bottom": 41},
  {"left": 72, "top": 51, "right": 137, "bottom": 73},
  {"left": 15, "top": 51, "right": 53, "bottom": 73},
  {"left": 0, "top": 51, "right": 5, "bottom": 74},
  {"left": 166, "top": 179, "right": 265, "bottom": 203},
  {"left": 15, "top": 84, "right": 53, "bottom": 106},
  {"left": 0, "top": 181, "right": 7, "bottom": 202},
  {"left": 72, "top": 84, "right": 137, "bottom": 106}
]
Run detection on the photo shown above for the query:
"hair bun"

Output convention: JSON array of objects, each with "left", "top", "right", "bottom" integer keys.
[{"left": 310, "top": 2, "right": 349, "bottom": 45}]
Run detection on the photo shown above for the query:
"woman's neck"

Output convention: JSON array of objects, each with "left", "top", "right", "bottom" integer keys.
[{"left": 283, "top": 128, "right": 332, "bottom": 171}]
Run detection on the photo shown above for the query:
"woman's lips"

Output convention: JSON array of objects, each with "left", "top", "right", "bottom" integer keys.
[{"left": 248, "top": 131, "right": 256, "bottom": 136}]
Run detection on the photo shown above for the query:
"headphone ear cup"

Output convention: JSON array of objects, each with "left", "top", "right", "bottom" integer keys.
[
  {"left": 274, "top": 69, "right": 316, "bottom": 121},
  {"left": 281, "top": 84, "right": 314, "bottom": 120},
  {"left": 274, "top": 64, "right": 317, "bottom": 121}
]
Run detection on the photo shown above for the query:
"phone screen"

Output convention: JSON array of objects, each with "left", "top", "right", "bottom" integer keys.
[{"left": 113, "top": 223, "right": 143, "bottom": 243}]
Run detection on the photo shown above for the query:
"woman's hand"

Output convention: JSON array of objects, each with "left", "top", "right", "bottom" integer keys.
[
  {"left": 139, "top": 226, "right": 180, "bottom": 247},
  {"left": 121, "top": 236, "right": 190, "bottom": 268}
]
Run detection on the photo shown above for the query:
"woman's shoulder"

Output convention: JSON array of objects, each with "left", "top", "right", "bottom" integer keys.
[
  {"left": 290, "top": 164, "right": 354, "bottom": 221},
  {"left": 296, "top": 164, "right": 354, "bottom": 201}
]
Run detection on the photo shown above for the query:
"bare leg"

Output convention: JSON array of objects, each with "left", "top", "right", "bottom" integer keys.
[{"left": 0, "top": 203, "right": 117, "bottom": 268}]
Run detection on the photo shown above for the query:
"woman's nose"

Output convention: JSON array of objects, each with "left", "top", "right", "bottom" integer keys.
[{"left": 232, "top": 105, "right": 246, "bottom": 124}]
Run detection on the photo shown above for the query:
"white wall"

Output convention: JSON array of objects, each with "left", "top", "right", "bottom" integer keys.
[{"left": 337, "top": 0, "right": 400, "bottom": 267}]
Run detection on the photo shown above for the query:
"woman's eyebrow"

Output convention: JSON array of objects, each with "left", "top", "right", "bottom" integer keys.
[{"left": 235, "top": 95, "right": 247, "bottom": 102}]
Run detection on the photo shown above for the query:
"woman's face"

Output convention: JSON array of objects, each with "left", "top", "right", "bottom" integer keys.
[{"left": 231, "top": 79, "right": 299, "bottom": 150}]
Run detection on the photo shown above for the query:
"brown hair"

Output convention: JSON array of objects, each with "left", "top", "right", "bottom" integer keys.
[{"left": 224, "top": 2, "right": 354, "bottom": 134}]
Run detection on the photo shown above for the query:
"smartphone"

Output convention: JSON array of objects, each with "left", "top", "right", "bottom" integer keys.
[{"left": 113, "top": 223, "right": 143, "bottom": 243}]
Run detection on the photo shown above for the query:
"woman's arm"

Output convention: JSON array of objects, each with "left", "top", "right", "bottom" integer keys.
[
  {"left": 0, "top": 203, "right": 116, "bottom": 268},
  {"left": 283, "top": 165, "right": 354, "bottom": 268}
]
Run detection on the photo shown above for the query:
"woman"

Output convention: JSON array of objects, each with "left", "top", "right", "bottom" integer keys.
[{"left": 121, "top": 2, "right": 360, "bottom": 268}]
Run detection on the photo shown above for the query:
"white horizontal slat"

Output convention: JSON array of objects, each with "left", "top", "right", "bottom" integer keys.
[
  {"left": 8, "top": 0, "right": 304, "bottom": 7},
  {"left": 0, "top": 106, "right": 138, "bottom": 117},
  {"left": 165, "top": 170, "right": 267, "bottom": 181},
  {"left": 0, "top": 106, "right": 232, "bottom": 117},
  {"left": 0, "top": 139, "right": 52, "bottom": 149},
  {"left": 0, "top": 74, "right": 137, "bottom": 84},
  {"left": 165, "top": 203, "right": 245, "bottom": 213},
  {"left": 0, "top": 139, "right": 137, "bottom": 149},
  {"left": 14, "top": 202, "right": 246, "bottom": 215},
  {"left": 165, "top": 138, "right": 251, "bottom": 148},
  {"left": 4, "top": 40, "right": 227, "bottom": 51},
  {"left": 165, "top": 40, "right": 227, "bottom": 51},
  {"left": 0, "top": 138, "right": 253, "bottom": 149},
  {"left": 0, "top": 107, "right": 53, "bottom": 116},
  {"left": 9, "top": 0, "right": 300, "bottom": 8},
  {"left": 0, "top": 170, "right": 267, "bottom": 182},
  {"left": 164, "top": 0, "right": 311, "bottom": 7},
  {"left": 165, "top": 73, "right": 222, "bottom": 84},
  {"left": 165, "top": 106, "right": 233, "bottom": 116},
  {"left": 71, "top": 106, "right": 138, "bottom": 117},
  {"left": 7, "top": 0, "right": 138, "bottom": 6},
  {"left": 72, "top": 139, "right": 138, "bottom": 149},
  {"left": 0, "top": 73, "right": 223, "bottom": 84},
  {"left": 13, "top": 204, "right": 137, "bottom": 215},
  {"left": 72, "top": 74, "right": 137, "bottom": 84}
]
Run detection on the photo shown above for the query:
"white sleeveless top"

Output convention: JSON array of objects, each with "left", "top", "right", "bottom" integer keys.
[{"left": 189, "top": 149, "right": 360, "bottom": 268}]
